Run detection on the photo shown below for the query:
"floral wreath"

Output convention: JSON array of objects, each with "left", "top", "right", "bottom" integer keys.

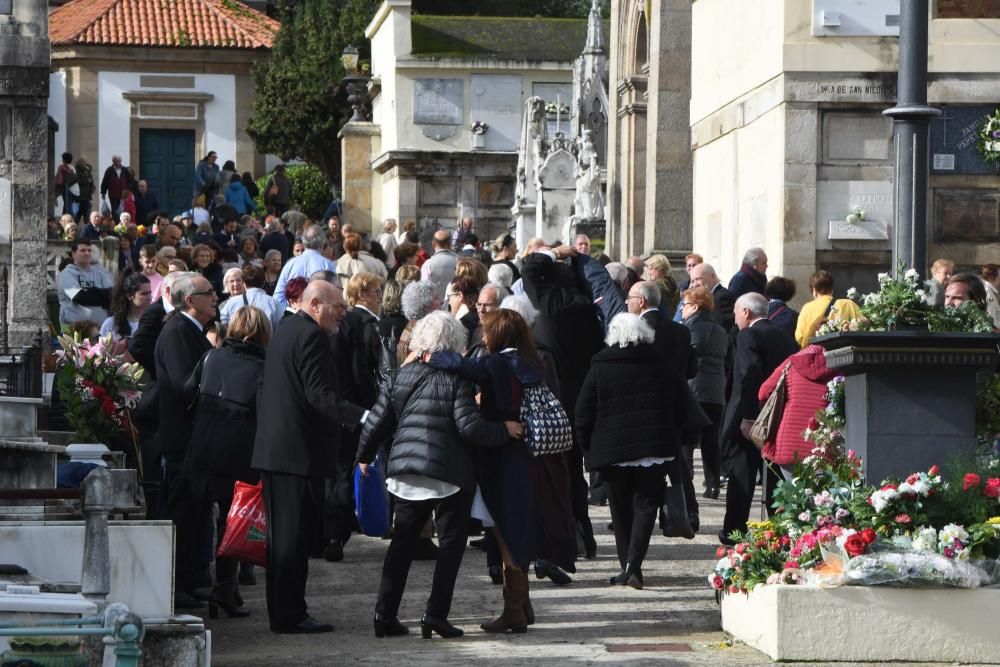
[
  {"left": 471, "top": 121, "right": 489, "bottom": 136},
  {"left": 976, "top": 108, "right": 1000, "bottom": 166}
]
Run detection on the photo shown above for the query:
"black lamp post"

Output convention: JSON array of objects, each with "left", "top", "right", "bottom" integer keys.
[
  {"left": 340, "top": 45, "right": 369, "bottom": 123},
  {"left": 883, "top": 0, "right": 940, "bottom": 275}
]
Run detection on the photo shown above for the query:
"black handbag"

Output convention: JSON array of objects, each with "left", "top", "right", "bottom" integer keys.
[{"left": 659, "top": 477, "right": 695, "bottom": 539}]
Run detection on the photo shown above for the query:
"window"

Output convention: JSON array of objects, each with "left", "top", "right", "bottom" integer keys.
[{"left": 0, "top": 0, "right": 12, "bottom": 14}]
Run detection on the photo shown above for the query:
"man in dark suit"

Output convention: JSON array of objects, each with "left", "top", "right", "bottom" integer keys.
[
  {"left": 720, "top": 293, "right": 797, "bottom": 543},
  {"left": 154, "top": 272, "right": 215, "bottom": 608},
  {"left": 727, "top": 247, "right": 768, "bottom": 299},
  {"left": 251, "top": 281, "right": 365, "bottom": 634},
  {"left": 522, "top": 247, "right": 605, "bottom": 560},
  {"left": 627, "top": 281, "right": 696, "bottom": 379},
  {"left": 690, "top": 263, "right": 736, "bottom": 334}
]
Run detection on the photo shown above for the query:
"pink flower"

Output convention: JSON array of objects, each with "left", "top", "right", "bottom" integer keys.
[
  {"left": 894, "top": 514, "right": 912, "bottom": 524},
  {"left": 984, "top": 478, "right": 1000, "bottom": 499},
  {"left": 784, "top": 560, "right": 800, "bottom": 570},
  {"left": 711, "top": 576, "right": 724, "bottom": 590}
]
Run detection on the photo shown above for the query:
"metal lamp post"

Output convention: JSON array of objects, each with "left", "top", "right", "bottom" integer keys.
[
  {"left": 883, "top": 0, "right": 940, "bottom": 276},
  {"left": 340, "top": 45, "right": 369, "bottom": 123}
]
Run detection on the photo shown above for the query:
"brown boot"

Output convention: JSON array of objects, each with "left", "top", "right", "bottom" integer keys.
[{"left": 480, "top": 567, "right": 528, "bottom": 633}]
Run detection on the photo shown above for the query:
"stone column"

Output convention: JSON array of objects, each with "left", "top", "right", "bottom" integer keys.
[
  {"left": 0, "top": 0, "right": 51, "bottom": 348},
  {"left": 644, "top": 0, "right": 692, "bottom": 268},
  {"left": 338, "top": 122, "right": 380, "bottom": 239}
]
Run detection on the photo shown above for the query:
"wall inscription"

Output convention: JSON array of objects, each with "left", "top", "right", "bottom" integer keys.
[{"left": 413, "top": 79, "right": 463, "bottom": 126}]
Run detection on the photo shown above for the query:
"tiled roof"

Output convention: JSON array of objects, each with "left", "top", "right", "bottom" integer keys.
[{"left": 49, "top": 0, "right": 279, "bottom": 50}]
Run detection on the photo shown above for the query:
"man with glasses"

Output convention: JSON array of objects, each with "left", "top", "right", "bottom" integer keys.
[{"left": 154, "top": 273, "right": 217, "bottom": 610}]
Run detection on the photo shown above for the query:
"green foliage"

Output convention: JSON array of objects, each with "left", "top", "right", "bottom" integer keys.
[
  {"left": 254, "top": 164, "right": 332, "bottom": 219},
  {"left": 247, "top": 0, "right": 379, "bottom": 187},
  {"left": 977, "top": 373, "right": 1000, "bottom": 441},
  {"left": 924, "top": 453, "right": 1000, "bottom": 530}
]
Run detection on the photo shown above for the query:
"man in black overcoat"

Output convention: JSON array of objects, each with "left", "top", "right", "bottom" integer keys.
[
  {"left": 154, "top": 272, "right": 215, "bottom": 607},
  {"left": 251, "top": 281, "right": 365, "bottom": 633},
  {"left": 720, "top": 293, "right": 797, "bottom": 543}
]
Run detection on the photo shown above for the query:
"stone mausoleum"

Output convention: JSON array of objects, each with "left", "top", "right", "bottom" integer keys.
[{"left": 361, "top": 0, "right": 607, "bottom": 244}]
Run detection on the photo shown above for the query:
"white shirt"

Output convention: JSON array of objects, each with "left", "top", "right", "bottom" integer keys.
[
  {"left": 180, "top": 311, "right": 204, "bottom": 332},
  {"left": 386, "top": 475, "right": 460, "bottom": 501},
  {"left": 614, "top": 457, "right": 673, "bottom": 468}
]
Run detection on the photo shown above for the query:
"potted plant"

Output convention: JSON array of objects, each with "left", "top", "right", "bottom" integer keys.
[{"left": 471, "top": 121, "right": 489, "bottom": 149}]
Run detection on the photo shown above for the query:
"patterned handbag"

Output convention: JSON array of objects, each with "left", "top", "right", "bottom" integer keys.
[{"left": 519, "top": 383, "right": 574, "bottom": 456}]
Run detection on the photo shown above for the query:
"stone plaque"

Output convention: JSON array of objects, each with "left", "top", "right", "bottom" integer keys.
[
  {"left": 828, "top": 219, "right": 889, "bottom": 241},
  {"left": 471, "top": 74, "right": 521, "bottom": 151},
  {"left": 823, "top": 112, "right": 892, "bottom": 163},
  {"left": 786, "top": 73, "right": 896, "bottom": 104},
  {"left": 419, "top": 179, "right": 460, "bottom": 207},
  {"left": 0, "top": 177, "right": 9, "bottom": 244},
  {"left": 933, "top": 189, "right": 1000, "bottom": 242},
  {"left": 929, "top": 105, "right": 997, "bottom": 175},
  {"left": 537, "top": 150, "right": 576, "bottom": 190},
  {"left": 413, "top": 79, "right": 463, "bottom": 126},
  {"left": 478, "top": 180, "right": 514, "bottom": 207}
]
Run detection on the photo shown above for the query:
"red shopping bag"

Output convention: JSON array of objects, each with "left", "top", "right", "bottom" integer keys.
[{"left": 217, "top": 480, "right": 268, "bottom": 567}]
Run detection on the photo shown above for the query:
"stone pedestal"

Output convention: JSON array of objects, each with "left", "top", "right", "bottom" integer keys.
[
  {"left": 816, "top": 331, "right": 998, "bottom": 484},
  {"left": 722, "top": 584, "right": 1000, "bottom": 662},
  {"left": 339, "top": 122, "right": 380, "bottom": 238}
]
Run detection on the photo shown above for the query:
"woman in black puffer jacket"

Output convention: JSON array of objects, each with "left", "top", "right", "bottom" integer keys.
[
  {"left": 356, "top": 311, "right": 521, "bottom": 641},
  {"left": 575, "top": 312, "right": 692, "bottom": 590},
  {"left": 183, "top": 306, "right": 270, "bottom": 619}
]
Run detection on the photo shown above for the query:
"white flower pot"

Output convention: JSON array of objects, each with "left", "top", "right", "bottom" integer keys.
[
  {"left": 471, "top": 134, "right": 486, "bottom": 150},
  {"left": 66, "top": 443, "right": 110, "bottom": 467}
]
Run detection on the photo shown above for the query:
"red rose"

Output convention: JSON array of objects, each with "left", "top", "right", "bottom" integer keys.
[
  {"left": 715, "top": 546, "right": 727, "bottom": 559},
  {"left": 985, "top": 478, "right": 1000, "bottom": 499},
  {"left": 963, "top": 473, "right": 981, "bottom": 492},
  {"left": 735, "top": 543, "right": 747, "bottom": 555},
  {"left": 860, "top": 528, "right": 878, "bottom": 545},
  {"left": 928, "top": 465, "right": 939, "bottom": 476},
  {"left": 843, "top": 534, "right": 867, "bottom": 557},
  {"left": 711, "top": 576, "right": 724, "bottom": 590},
  {"left": 807, "top": 417, "right": 820, "bottom": 431}
]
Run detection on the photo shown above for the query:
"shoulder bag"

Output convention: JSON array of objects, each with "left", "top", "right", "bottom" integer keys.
[{"left": 749, "top": 362, "right": 791, "bottom": 451}]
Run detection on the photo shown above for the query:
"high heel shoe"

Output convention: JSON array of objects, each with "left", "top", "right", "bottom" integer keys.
[
  {"left": 420, "top": 614, "right": 463, "bottom": 639},
  {"left": 208, "top": 586, "right": 251, "bottom": 619},
  {"left": 373, "top": 613, "right": 408, "bottom": 637}
]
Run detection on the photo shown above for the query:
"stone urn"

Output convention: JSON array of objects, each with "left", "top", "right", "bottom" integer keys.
[{"left": 814, "top": 331, "right": 998, "bottom": 484}]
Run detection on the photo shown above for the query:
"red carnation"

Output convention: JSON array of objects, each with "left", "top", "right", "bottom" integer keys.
[
  {"left": 985, "top": 478, "right": 1000, "bottom": 499},
  {"left": 963, "top": 473, "right": 981, "bottom": 491},
  {"left": 860, "top": 528, "right": 878, "bottom": 545},
  {"left": 843, "top": 533, "right": 867, "bottom": 557}
]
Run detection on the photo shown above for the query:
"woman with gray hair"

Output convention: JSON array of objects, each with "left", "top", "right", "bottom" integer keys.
[
  {"left": 396, "top": 280, "right": 442, "bottom": 365},
  {"left": 356, "top": 311, "right": 522, "bottom": 639},
  {"left": 378, "top": 219, "right": 399, "bottom": 269},
  {"left": 575, "top": 312, "right": 692, "bottom": 590}
]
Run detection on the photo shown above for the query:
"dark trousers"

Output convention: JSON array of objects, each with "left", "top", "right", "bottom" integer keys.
[
  {"left": 376, "top": 488, "right": 473, "bottom": 620},
  {"left": 161, "top": 459, "right": 208, "bottom": 593},
  {"left": 262, "top": 471, "right": 321, "bottom": 629},
  {"left": 683, "top": 401, "right": 723, "bottom": 487},
  {"left": 722, "top": 438, "right": 784, "bottom": 537},
  {"left": 567, "top": 445, "right": 596, "bottom": 552},
  {"left": 75, "top": 198, "right": 92, "bottom": 226},
  {"left": 604, "top": 462, "right": 667, "bottom": 572},
  {"left": 323, "top": 432, "right": 358, "bottom": 546}
]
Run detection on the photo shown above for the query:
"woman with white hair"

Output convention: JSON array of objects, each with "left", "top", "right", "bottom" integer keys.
[
  {"left": 356, "top": 311, "right": 522, "bottom": 640},
  {"left": 378, "top": 219, "right": 399, "bottom": 269},
  {"left": 396, "top": 280, "right": 441, "bottom": 365},
  {"left": 218, "top": 265, "right": 279, "bottom": 329},
  {"left": 574, "top": 312, "right": 691, "bottom": 590},
  {"left": 487, "top": 260, "right": 514, "bottom": 289}
]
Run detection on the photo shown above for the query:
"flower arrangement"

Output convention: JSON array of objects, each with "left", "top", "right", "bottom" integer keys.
[
  {"left": 976, "top": 108, "right": 1000, "bottom": 167},
  {"left": 54, "top": 333, "right": 145, "bottom": 454},
  {"left": 816, "top": 265, "right": 995, "bottom": 336},
  {"left": 471, "top": 121, "right": 489, "bottom": 136},
  {"left": 544, "top": 102, "right": 570, "bottom": 116},
  {"left": 845, "top": 205, "right": 866, "bottom": 224},
  {"left": 709, "top": 379, "right": 1000, "bottom": 594}
]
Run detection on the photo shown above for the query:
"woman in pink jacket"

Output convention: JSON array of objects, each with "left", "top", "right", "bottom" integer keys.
[{"left": 758, "top": 344, "right": 840, "bottom": 478}]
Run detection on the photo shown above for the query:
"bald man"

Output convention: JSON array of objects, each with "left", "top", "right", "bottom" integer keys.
[
  {"left": 690, "top": 263, "right": 735, "bottom": 333},
  {"left": 420, "top": 229, "right": 459, "bottom": 301},
  {"left": 252, "top": 281, "right": 364, "bottom": 633}
]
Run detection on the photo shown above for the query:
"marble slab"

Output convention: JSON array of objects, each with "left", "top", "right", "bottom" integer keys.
[
  {"left": 0, "top": 591, "right": 96, "bottom": 654},
  {"left": 0, "top": 520, "right": 174, "bottom": 618}
]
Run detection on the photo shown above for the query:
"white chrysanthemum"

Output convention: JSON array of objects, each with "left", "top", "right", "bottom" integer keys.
[
  {"left": 904, "top": 268, "right": 920, "bottom": 282},
  {"left": 877, "top": 272, "right": 890, "bottom": 284},
  {"left": 911, "top": 526, "right": 938, "bottom": 552},
  {"left": 938, "top": 523, "right": 969, "bottom": 547},
  {"left": 911, "top": 479, "right": 930, "bottom": 496},
  {"left": 846, "top": 287, "right": 860, "bottom": 301}
]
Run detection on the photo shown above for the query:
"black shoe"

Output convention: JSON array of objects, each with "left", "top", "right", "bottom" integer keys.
[
  {"left": 373, "top": 613, "right": 409, "bottom": 637},
  {"left": 607, "top": 522, "right": 614, "bottom": 532},
  {"left": 488, "top": 564, "right": 503, "bottom": 585},
  {"left": 413, "top": 538, "right": 439, "bottom": 561},
  {"left": 534, "top": 559, "right": 572, "bottom": 585},
  {"left": 688, "top": 513, "right": 700, "bottom": 533},
  {"left": 272, "top": 616, "right": 334, "bottom": 634},
  {"left": 322, "top": 540, "right": 344, "bottom": 562},
  {"left": 718, "top": 530, "right": 736, "bottom": 547},
  {"left": 610, "top": 565, "right": 642, "bottom": 588},
  {"left": 609, "top": 570, "right": 629, "bottom": 586},
  {"left": 174, "top": 592, "right": 205, "bottom": 610},
  {"left": 702, "top": 487, "right": 720, "bottom": 500},
  {"left": 209, "top": 587, "right": 251, "bottom": 619},
  {"left": 469, "top": 537, "right": 486, "bottom": 550},
  {"left": 238, "top": 563, "right": 257, "bottom": 586},
  {"left": 420, "top": 614, "right": 463, "bottom": 639},
  {"left": 718, "top": 475, "right": 729, "bottom": 488},
  {"left": 626, "top": 571, "right": 644, "bottom": 590}
]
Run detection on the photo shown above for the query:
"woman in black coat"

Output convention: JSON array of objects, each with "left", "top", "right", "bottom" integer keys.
[
  {"left": 682, "top": 286, "right": 729, "bottom": 499},
  {"left": 356, "top": 311, "right": 520, "bottom": 640},
  {"left": 183, "top": 306, "right": 270, "bottom": 618},
  {"left": 575, "top": 312, "right": 691, "bottom": 590}
]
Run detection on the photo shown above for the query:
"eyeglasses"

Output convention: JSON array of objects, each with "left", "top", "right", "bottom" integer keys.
[
  {"left": 190, "top": 289, "right": 215, "bottom": 297},
  {"left": 624, "top": 295, "right": 642, "bottom": 302},
  {"left": 446, "top": 292, "right": 461, "bottom": 299}
]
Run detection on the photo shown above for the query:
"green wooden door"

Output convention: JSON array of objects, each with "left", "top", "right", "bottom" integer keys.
[{"left": 139, "top": 129, "right": 195, "bottom": 217}]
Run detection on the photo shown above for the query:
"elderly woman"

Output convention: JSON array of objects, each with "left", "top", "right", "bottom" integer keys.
[
  {"left": 378, "top": 219, "right": 399, "bottom": 269},
  {"left": 575, "top": 313, "right": 692, "bottom": 590},
  {"left": 278, "top": 276, "right": 308, "bottom": 326},
  {"left": 397, "top": 281, "right": 441, "bottom": 365},
  {"left": 681, "top": 286, "right": 728, "bottom": 499},
  {"left": 192, "top": 243, "right": 225, "bottom": 298},
  {"left": 219, "top": 265, "right": 279, "bottom": 329},
  {"left": 337, "top": 233, "right": 388, "bottom": 282},
  {"left": 644, "top": 254, "right": 680, "bottom": 317},
  {"left": 239, "top": 235, "right": 263, "bottom": 268},
  {"left": 488, "top": 262, "right": 514, "bottom": 291},
  {"left": 356, "top": 311, "right": 521, "bottom": 639},
  {"left": 262, "top": 249, "right": 282, "bottom": 296},
  {"left": 183, "top": 306, "right": 271, "bottom": 620}
]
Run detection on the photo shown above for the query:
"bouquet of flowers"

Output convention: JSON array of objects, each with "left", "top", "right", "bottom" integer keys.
[
  {"left": 54, "top": 333, "right": 144, "bottom": 448},
  {"left": 544, "top": 101, "right": 570, "bottom": 116},
  {"left": 976, "top": 108, "right": 1000, "bottom": 167},
  {"left": 471, "top": 121, "right": 489, "bottom": 136}
]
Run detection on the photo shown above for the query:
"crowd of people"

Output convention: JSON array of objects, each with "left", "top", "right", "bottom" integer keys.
[{"left": 52, "top": 152, "right": 1000, "bottom": 636}]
